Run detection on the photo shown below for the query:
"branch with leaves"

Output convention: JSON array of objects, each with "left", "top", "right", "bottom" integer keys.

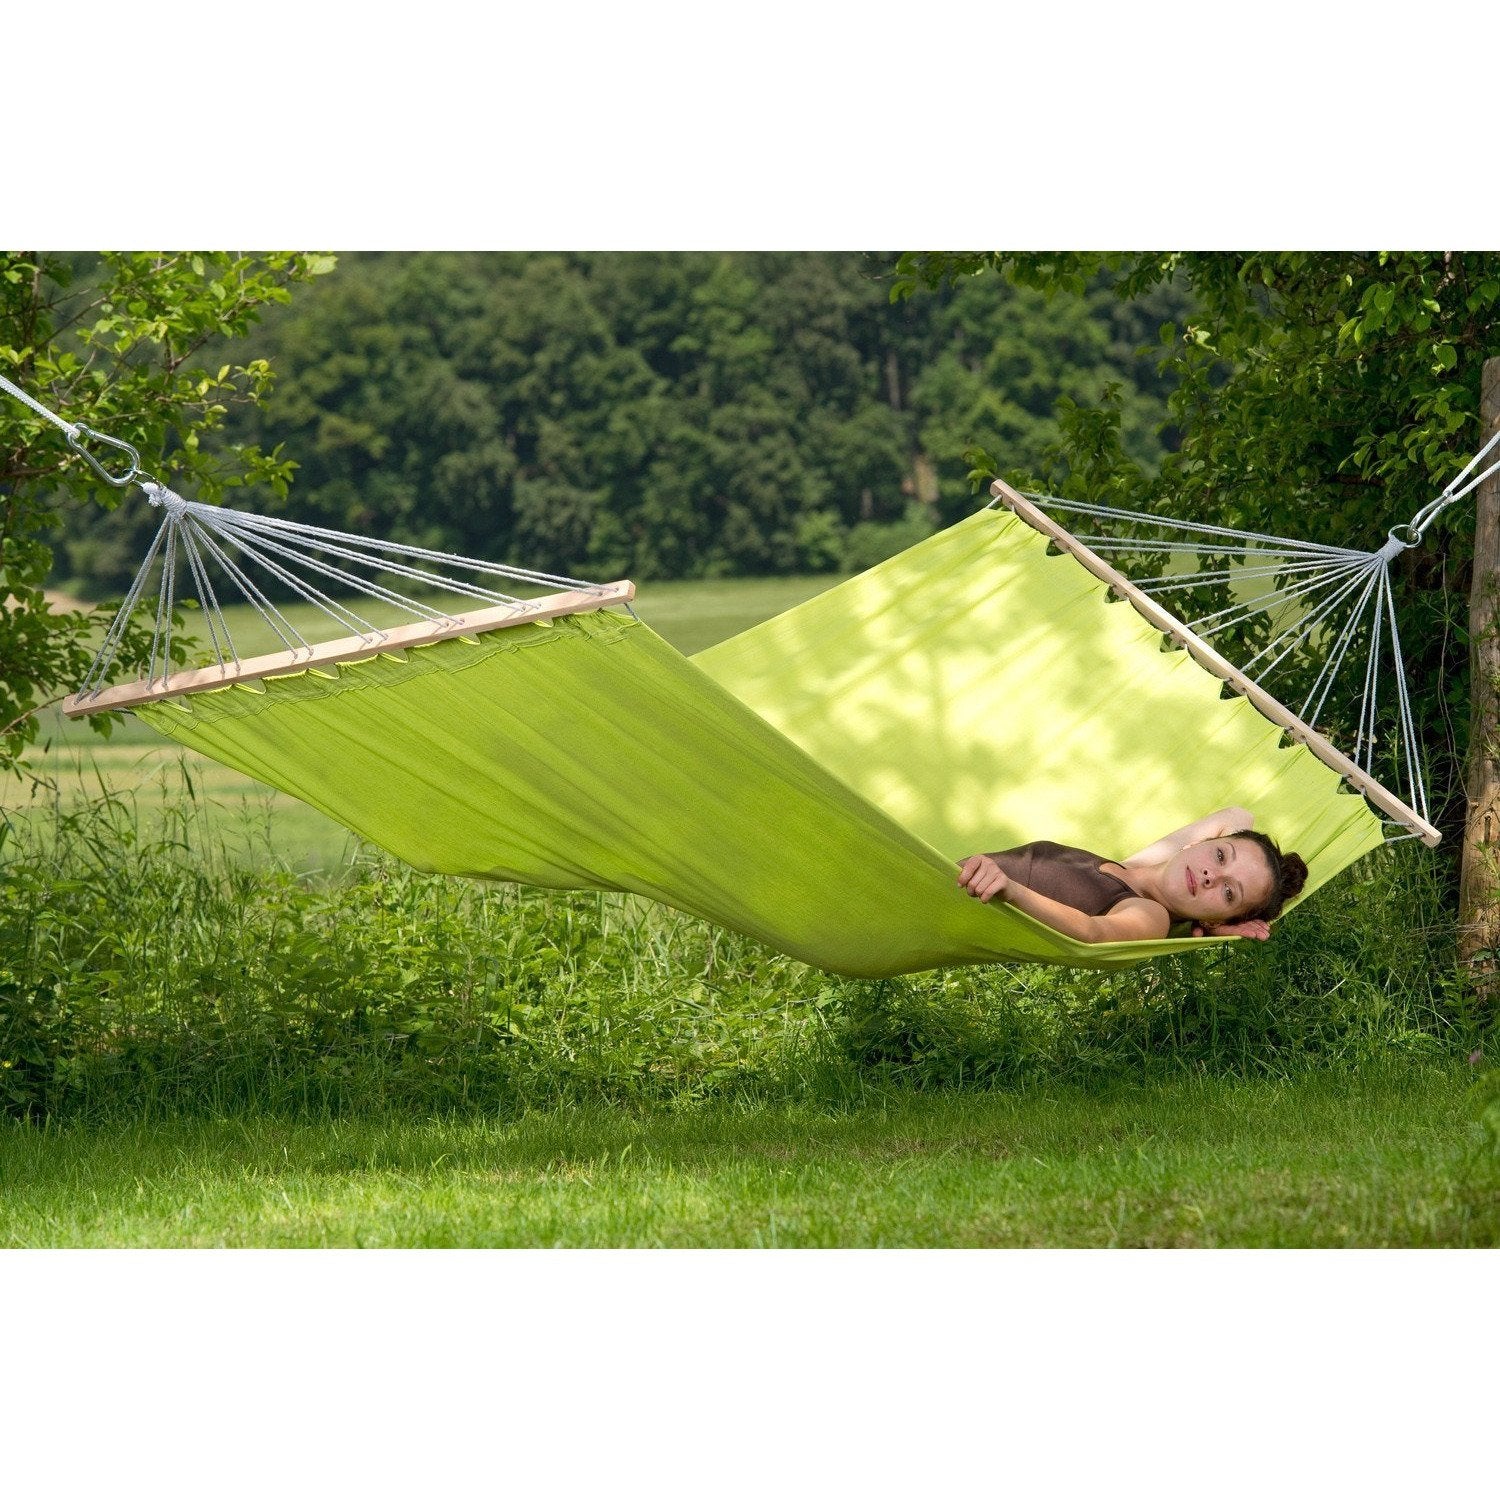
[{"left": 0, "top": 251, "right": 336, "bottom": 773}]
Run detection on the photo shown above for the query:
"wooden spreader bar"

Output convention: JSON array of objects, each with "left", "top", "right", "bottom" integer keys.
[
  {"left": 61, "top": 580, "right": 637, "bottom": 719},
  {"left": 990, "top": 479, "right": 1442, "bottom": 847}
]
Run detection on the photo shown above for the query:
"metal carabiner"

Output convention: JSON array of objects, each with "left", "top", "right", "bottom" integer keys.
[{"left": 66, "top": 424, "right": 142, "bottom": 488}]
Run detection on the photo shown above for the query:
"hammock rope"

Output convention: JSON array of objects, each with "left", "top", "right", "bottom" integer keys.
[{"left": 76, "top": 481, "right": 620, "bottom": 699}]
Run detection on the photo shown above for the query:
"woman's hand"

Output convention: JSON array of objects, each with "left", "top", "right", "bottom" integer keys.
[
  {"left": 1193, "top": 917, "right": 1271, "bottom": 941},
  {"left": 957, "top": 854, "right": 1010, "bottom": 904}
]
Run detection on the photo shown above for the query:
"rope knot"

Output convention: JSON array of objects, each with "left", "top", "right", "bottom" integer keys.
[
  {"left": 1377, "top": 528, "right": 1417, "bottom": 563},
  {"left": 143, "top": 481, "right": 188, "bottom": 516}
]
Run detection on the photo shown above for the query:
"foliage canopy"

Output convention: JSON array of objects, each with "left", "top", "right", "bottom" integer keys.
[{"left": 47, "top": 252, "right": 1190, "bottom": 594}]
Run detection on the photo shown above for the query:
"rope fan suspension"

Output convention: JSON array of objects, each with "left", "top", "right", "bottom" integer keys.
[
  {"left": 64, "top": 482, "right": 635, "bottom": 716},
  {"left": 0, "top": 365, "right": 633, "bottom": 716}
]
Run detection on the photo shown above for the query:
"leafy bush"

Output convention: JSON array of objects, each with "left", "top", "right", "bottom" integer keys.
[{"left": 0, "top": 788, "right": 1486, "bottom": 1123}]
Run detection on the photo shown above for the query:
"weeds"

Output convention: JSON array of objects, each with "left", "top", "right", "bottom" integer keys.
[{"left": 0, "top": 783, "right": 1491, "bottom": 1124}]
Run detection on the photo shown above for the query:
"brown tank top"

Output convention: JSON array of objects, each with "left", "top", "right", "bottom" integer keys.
[{"left": 989, "top": 841, "right": 1140, "bottom": 917}]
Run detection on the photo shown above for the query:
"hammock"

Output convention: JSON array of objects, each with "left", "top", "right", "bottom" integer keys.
[
  {"left": 56, "top": 485, "right": 1421, "bottom": 977},
  {"left": 25, "top": 368, "right": 1474, "bottom": 977}
]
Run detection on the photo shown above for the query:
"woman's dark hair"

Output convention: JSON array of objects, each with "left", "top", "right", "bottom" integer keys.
[{"left": 1232, "top": 829, "right": 1308, "bottom": 921}]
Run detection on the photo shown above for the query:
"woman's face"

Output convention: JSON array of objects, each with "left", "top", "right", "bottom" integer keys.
[{"left": 1169, "top": 837, "right": 1275, "bottom": 922}]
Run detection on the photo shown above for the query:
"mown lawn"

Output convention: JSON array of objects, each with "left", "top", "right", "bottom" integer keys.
[{"left": 4, "top": 1060, "right": 1492, "bottom": 1247}]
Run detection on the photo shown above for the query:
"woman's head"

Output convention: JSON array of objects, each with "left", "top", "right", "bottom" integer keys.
[{"left": 1165, "top": 830, "right": 1308, "bottom": 924}]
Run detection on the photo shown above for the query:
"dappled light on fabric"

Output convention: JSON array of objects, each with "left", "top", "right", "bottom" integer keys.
[
  {"left": 136, "top": 611, "right": 1198, "bottom": 976},
  {"left": 694, "top": 508, "right": 1384, "bottom": 903}
]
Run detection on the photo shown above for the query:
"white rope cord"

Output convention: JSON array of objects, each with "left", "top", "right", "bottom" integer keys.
[
  {"left": 1020, "top": 494, "right": 1374, "bottom": 560},
  {"left": 205, "top": 509, "right": 522, "bottom": 613},
  {"left": 190, "top": 517, "right": 418, "bottom": 643},
  {"left": 1353, "top": 569, "right": 1386, "bottom": 771},
  {"left": 182, "top": 520, "right": 313, "bottom": 656},
  {"left": 1183, "top": 558, "right": 1372, "bottom": 640},
  {"left": 1382, "top": 568, "right": 1430, "bottom": 822},
  {"left": 210, "top": 507, "right": 602, "bottom": 595},
  {"left": 1235, "top": 560, "right": 1384, "bottom": 679},
  {"left": 1138, "top": 556, "right": 1353, "bottom": 595},
  {"left": 193, "top": 513, "right": 435, "bottom": 638},
  {"left": 0, "top": 372, "right": 144, "bottom": 486},
  {"left": 1194, "top": 570, "right": 1380, "bottom": 688},
  {"left": 1300, "top": 567, "right": 1385, "bottom": 730},
  {"left": 150, "top": 514, "right": 179, "bottom": 687},
  {"left": 0, "top": 372, "right": 78, "bottom": 434},
  {"left": 79, "top": 518, "right": 172, "bottom": 696},
  {"left": 78, "top": 481, "right": 621, "bottom": 697},
  {"left": 1406, "top": 426, "right": 1500, "bottom": 540},
  {"left": 178, "top": 523, "right": 235, "bottom": 671}
]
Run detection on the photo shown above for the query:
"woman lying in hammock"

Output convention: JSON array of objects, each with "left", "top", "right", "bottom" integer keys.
[{"left": 957, "top": 806, "right": 1307, "bottom": 944}]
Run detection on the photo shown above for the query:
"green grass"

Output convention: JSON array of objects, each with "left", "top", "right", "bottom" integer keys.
[
  {"left": 2, "top": 1060, "right": 1492, "bottom": 1246},
  {"left": 627, "top": 572, "right": 839, "bottom": 656}
]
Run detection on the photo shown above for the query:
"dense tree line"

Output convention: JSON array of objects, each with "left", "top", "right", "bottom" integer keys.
[{"left": 47, "top": 252, "right": 1191, "bottom": 593}]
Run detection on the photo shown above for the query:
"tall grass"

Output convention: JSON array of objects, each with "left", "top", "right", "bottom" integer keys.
[{"left": 1, "top": 780, "right": 1490, "bottom": 1124}]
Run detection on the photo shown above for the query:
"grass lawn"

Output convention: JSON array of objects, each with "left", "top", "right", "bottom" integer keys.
[{"left": 4, "top": 1060, "right": 1493, "bottom": 1247}]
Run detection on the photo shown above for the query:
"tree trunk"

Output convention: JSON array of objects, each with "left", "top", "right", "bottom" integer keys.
[{"left": 1458, "top": 356, "right": 1500, "bottom": 964}]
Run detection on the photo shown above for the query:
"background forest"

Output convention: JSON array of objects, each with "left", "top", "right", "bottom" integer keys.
[{"left": 46, "top": 252, "right": 1191, "bottom": 595}]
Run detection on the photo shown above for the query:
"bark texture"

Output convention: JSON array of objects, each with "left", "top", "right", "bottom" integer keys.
[{"left": 1459, "top": 357, "right": 1500, "bottom": 963}]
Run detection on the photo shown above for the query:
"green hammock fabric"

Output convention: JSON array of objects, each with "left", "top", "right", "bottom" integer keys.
[{"left": 135, "top": 508, "right": 1385, "bottom": 976}]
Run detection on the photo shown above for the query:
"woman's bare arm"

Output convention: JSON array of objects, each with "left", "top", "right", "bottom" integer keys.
[
  {"left": 958, "top": 856, "right": 1171, "bottom": 943},
  {"left": 1122, "top": 806, "right": 1255, "bottom": 867},
  {"left": 1004, "top": 884, "right": 1172, "bottom": 943}
]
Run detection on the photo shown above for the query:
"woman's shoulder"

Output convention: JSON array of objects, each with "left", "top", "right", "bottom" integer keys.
[{"left": 1095, "top": 896, "right": 1173, "bottom": 941}]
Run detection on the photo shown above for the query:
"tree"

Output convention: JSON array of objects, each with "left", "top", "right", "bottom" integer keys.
[
  {"left": 194, "top": 252, "right": 1191, "bottom": 583},
  {"left": 0, "top": 251, "right": 334, "bottom": 774}
]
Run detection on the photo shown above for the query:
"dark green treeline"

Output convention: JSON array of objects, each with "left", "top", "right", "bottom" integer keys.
[{"left": 54, "top": 253, "right": 1191, "bottom": 594}]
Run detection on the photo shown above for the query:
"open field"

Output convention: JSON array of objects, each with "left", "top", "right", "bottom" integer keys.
[{"left": 2, "top": 1060, "right": 1493, "bottom": 1247}]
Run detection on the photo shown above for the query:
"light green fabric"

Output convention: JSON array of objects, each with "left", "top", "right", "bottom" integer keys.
[
  {"left": 695, "top": 508, "right": 1384, "bottom": 901},
  {"left": 136, "top": 507, "right": 1385, "bottom": 976}
]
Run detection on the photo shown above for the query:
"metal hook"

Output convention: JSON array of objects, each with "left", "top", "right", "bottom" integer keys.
[{"left": 66, "top": 424, "right": 141, "bottom": 487}]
